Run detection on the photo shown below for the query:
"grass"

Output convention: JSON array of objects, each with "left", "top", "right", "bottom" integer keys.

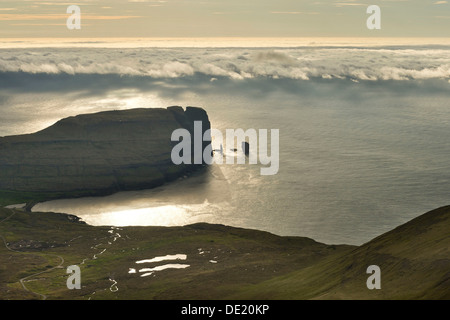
[
  {"left": 227, "top": 206, "right": 450, "bottom": 300},
  {"left": 0, "top": 205, "right": 449, "bottom": 300}
]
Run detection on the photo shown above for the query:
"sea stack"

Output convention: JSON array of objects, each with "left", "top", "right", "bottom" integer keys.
[
  {"left": 0, "top": 106, "right": 211, "bottom": 200},
  {"left": 242, "top": 141, "right": 250, "bottom": 155}
]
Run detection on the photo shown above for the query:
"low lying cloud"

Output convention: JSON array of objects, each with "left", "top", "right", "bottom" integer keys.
[{"left": 0, "top": 46, "right": 449, "bottom": 82}]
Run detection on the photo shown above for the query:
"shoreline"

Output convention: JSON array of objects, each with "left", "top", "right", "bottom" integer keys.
[
  {"left": 14, "top": 163, "right": 232, "bottom": 231},
  {"left": 0, "top": 162, "right": 214, "bottom": 210}
]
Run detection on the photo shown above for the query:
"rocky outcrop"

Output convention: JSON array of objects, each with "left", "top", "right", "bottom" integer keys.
[
  {"left": 0, "top": 106, "right": 211, "bottom": 199},
  {"left": 242, "top": 141, "right": 250, "bottom": 155}
]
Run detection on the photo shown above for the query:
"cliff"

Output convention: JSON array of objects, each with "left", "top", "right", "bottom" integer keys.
[{"left": 0, "top": 106, "right": 211, "bottom": 203}]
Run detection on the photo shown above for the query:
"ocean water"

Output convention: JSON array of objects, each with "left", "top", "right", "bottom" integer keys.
[{"left": 1, "top": 42, "right": 450, "bottom": 245}]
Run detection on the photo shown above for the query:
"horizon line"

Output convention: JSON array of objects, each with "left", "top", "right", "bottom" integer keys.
[{"left": 1, "top": 37, "right": 450, "bottom": 48}]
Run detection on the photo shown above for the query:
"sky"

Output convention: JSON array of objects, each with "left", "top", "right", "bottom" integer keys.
[{"left": 0, "top": 0, "right": 449, "bottom": 38}]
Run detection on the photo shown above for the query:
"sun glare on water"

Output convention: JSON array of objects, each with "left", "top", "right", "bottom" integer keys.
[{"left": 80, "top": 205, "right": 189, "bottom": 226}]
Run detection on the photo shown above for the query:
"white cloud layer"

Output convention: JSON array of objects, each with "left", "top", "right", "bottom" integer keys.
[{"left": 0, "top": 46, "right": 450, "bottom": 81}]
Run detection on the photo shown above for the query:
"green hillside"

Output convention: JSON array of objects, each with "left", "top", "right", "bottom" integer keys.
[
  {"left": 230, "top": 205, "right": 450, "bottom": 300},
  {"left": 0, "top": 205, "right": 448, "bottom": 300}
]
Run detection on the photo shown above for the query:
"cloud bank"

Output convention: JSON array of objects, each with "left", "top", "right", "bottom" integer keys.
[{"left": 0, "top": 46, "right": 449, "bottom": 82}]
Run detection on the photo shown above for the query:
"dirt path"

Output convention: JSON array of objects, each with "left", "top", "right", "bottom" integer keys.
[{"left": 0, "top": 208, "right": 65, "bottom": 300}]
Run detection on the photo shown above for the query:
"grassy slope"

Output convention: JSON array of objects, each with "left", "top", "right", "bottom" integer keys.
[
  {"left": 0, "top": 205, "right": 448, "bottom": 300},
  {"left": 230, "top": 205, "right": 450, "bottom": 300},
  {"left": 0, "top": 207, "right": 351, "bottom": 300}
]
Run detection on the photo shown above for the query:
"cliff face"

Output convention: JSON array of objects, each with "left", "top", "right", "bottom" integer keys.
[{"left": 0, "top": 106, "right": 211, "bottom": 198}]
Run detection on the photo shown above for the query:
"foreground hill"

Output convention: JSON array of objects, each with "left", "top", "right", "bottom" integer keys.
[
  {"left": 0, "top": 206, "right": 352, "bottom": 300},
  {"left": 231, "top": 205, "right": 450, "bottom": 300},
  {"left": 0, "top": 205, "right": 448, "bottom": 300}
]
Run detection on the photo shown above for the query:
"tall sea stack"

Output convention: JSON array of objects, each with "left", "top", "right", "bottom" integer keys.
[{"left": 0, "top": 106, "right": 211, "bottom": 201}]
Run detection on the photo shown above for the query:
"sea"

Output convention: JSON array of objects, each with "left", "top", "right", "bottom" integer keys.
[{"left": 1, "top": 38, "right": 449, "bottom": 245}]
